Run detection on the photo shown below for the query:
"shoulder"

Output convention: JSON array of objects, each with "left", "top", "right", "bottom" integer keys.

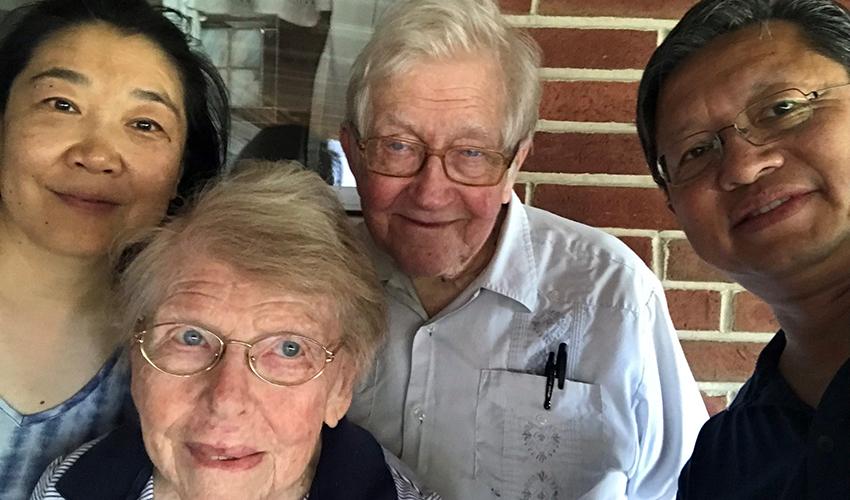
[
  {"left": 382, "top": 449, "right": 442, "bottom": 499},
  {"left": 522, "top": 204, "right": 662, "bottom": 310},
  {"left": 29, "top": 437, "right": 104, "bottom": 500},
  {"left": 678, "top": 381, "right": 761, "bottom": 492}
]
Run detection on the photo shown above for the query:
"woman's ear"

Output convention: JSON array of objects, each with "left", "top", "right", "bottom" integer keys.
[{"left": 323, "top": 357, "right": 355, "bottom": 428}]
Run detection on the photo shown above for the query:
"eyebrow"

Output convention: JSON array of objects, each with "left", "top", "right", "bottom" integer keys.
[
  {"left": 130, "top": 88, "right": 182, "bottom": 119},
  {"left": 29, "top": 66, "right": 181, "bottom": 119},
  {"left": 30, "top": 67, "right": 90, "bottom": 85},
  {"left": 380, "top": 114, "right": 499, "bottom": 144}
]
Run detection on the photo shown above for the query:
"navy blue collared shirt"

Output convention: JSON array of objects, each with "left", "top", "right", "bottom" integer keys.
[{"left": 678, "top": 331, "right": 850, "bottom": 500}]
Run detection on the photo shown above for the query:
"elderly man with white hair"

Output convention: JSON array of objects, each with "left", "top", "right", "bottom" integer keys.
[{"left": 341, "top": 0, "right": 707, "bottom": 498}]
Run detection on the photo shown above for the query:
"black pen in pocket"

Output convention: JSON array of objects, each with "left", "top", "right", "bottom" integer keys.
[{"left": 543, "top": 342, "right": 568, "bottom": 410}]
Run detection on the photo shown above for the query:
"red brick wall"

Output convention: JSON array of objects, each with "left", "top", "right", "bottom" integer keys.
[{"left": 499, "top": 0, "right": 789, "bottom": 415}]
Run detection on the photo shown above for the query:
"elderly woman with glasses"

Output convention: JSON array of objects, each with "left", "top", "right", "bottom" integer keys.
[{"left": 31, "top": 161, "right": 439, "bottom": 500}]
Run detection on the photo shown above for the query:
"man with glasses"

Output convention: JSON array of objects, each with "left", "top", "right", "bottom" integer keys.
[
  {"left": 637, "top": 0, "right": 850, "bottom": 498},
  {"left": 340, "top": 0, "right": 706, "bottom": 498}
]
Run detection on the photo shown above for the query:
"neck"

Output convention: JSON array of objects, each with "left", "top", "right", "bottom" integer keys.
[
  {"left": 0, "top": 219, "right": 113, "bottom": 331},
  {"left": 742, "top": 272, "right": 850, "bottom": 407}
]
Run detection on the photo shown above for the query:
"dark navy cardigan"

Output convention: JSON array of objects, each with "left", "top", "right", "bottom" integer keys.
[{"left": 56, "top": 417, "right": 398, "bottom": 500}]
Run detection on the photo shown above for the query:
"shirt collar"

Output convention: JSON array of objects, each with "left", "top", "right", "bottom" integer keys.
[
  {"left": 474, "top": 192, "right": 538, "bottom": 311},
  {"left": 364, "top": 193, "right": 538, "bottom": 312}
]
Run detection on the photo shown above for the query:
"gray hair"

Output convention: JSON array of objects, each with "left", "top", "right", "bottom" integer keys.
[
  {"left": 345, "top": 0, "right": 542, "bottom": 150},
  {"left": 117, "top": 160, "right": 386, "bottom": 379},
  {"left": 637, "top": 0, "right": 850, "bottom": 189}
]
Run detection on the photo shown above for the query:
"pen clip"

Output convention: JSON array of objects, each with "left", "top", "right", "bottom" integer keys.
[{"left": 543, "top": 352, "right": 555, "bottom": 410}]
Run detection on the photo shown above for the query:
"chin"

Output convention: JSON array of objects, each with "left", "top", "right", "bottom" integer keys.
[{"left": 397, "top": 256, "right": 467, "bottom": 280}]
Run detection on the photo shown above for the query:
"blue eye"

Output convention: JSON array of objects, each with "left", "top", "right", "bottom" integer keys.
[
  {"left": 385, "top": 140, "right": 413, "bottom": 153},
  {"left": 278, "top": 340, "right": 302, "bottom": 358},
  {"left": 179, "top": 329, "right": 206, "bottom": 346},
  {"left": 459, "top": 148, "right": 484, "bottom": 158}
]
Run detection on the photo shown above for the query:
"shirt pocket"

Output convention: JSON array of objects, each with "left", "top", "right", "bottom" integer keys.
[{"left": 475, "top": 369, "right": 614, "bottom": 499}]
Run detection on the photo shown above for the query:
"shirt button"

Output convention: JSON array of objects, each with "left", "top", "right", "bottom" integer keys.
[
  {"left": 535, "top": 414, "right": 549, "bottom": 426},
  {"left": 817, "top": 435, "right": 834, "bottom": 453},
  {"left": 412, "top": 406, "right": 426, "bottom": 423}
]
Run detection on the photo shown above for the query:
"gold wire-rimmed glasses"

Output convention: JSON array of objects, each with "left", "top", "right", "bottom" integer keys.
[
  {"left": 358, "top": 135, "right": 514, "bottom": 187},
  {"left": 657, "top": 82, "right": 850, "bottom": 186},
  {"left": 133, "top": 322, "right": 337, "bottom": 386}
]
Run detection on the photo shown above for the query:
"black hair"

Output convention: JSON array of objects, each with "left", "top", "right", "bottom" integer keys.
[
  {"left": 636, "top": 0, "right": 850, "bottom": 189},
  {"left": 0, "top": 0, "right": 230, "bottom": 206}
]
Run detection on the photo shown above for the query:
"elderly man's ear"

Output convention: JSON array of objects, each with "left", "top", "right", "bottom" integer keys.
[
  {"left": 339, "top": 124, "right": 365, "bottom": 184},
  {"left": 501, "top": 138, "right": 532, "bottom": 204}
]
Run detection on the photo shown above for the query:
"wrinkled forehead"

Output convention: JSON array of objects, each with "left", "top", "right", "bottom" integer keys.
[{"left": 367, "top": 52, "right": 507, "bottom": 138}]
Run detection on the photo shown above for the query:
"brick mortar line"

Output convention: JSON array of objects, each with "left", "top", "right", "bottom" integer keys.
[
  {"left": 662, "top": 280, "right": 744, "bottom": 292},
  {"left": 698, "top": 381, "right": 745, "bottom": 394},
  {"left": 656, "top": 29, "right": 669, "bottom": 47},
  {"left": 651, "top": 232, "right": 664, "bottom": 279},
  {"left": 597, "top": 228, "right": 687, "bottom": 240},
  {"left": 539, "top": 68, "right": 643, "bottom": 82},
  {"left": 660, "top": 232, "right": 671, "bottom": 280},
  {"left": 719, "top": 289, "right": 735, "bottom": 334},
  {"left": 523, "top": 181, "right": 535, "bottom": 205},
  {"left": 601, "top": 228, "right": 657, "bottom": 237},
  {"left": 523, "top": 182, "right": 534, "bottom": 205},
  {"left": 677, "top": 330, "right": 773, "bottom": 342},
  {"left": 516, "top": 172, "right": 658, "bottom": 187},
  {"left": 658, "top": 230, "right": 687, "bottom": 239},
  {"left": 505, "top": 15, "right": 677, "bottom": 30},
  {"left": 536, "top": 120, "right": 636, "bottom": 133}
]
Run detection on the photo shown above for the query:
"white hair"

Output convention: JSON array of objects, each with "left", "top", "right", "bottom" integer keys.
[
  {"left": 116, "top": 161, "right": 386, "bottom": 379},
  {"left": 345, "top": 0, "right": 542, "bottom": 150}
]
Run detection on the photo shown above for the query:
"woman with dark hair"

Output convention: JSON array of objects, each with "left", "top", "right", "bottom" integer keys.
[{"left": 0, "top": 0, "right": 229, "bottom": 497}]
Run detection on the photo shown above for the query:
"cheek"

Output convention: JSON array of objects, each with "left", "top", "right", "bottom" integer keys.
[
  {"left": 263, "top": 387, "right": 329, "bottom": 444},
  {"left": 462, "top": 188, "right": 505, "bottom": 224},
  {"left": 131, "top": 366, "right": 193, "bottom": 440},
  {"left": 127, "top": 152, "right": 182, "bottom": 212},
  {"left": 0, "top": 129, "right": 52, "bottom": 182},
  {"left": 668, "top": 190, "right": 731, "bottom": 261},
  {"left": 359, "top": 176, "right": 407, "bottom": 213}
]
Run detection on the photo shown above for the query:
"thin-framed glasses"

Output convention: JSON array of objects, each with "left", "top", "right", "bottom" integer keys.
[
  {"left": 358, "top": 135, "right": 514, "bottom": 187},
  {"left": 657, "top": 82, "right": 850, "bottom": 186},
  {"left": 133, "top": 322, "right": 336, "bottom": 387}
]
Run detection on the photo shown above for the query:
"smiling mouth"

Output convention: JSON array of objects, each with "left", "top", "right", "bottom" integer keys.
[
  {"left": 54, "top": 191, "right": 121, "bottom": 212},
  {"left": 732, "top": 192, "right": 814, "bottom": 232},
  {"left": 187, "top": 444, "right": 265, "bottom": 471},
  {"left": 747, "top": 197, "right": 791, "bottom": 218},
  {"left": 400, "top": 215, "right": 454, "bottom": 227}
]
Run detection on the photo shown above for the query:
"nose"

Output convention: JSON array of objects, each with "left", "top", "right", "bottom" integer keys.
[
  {"left": 407, "top": 154, "right": 455, "bottom": 208},
  {"left": 64, "top": 131, "right": 123, "bottom": 175},
  {"left": 203, "top": 348, "right": 252, "bottom": 418},
  {"left": 716, "top": 131, "right": 783, "bottom": 191}
]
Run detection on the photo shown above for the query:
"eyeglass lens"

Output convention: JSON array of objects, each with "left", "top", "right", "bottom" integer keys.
[
  {"left": 139, "top": 323, "right": 331, "bottom": 385},
  {"left": 364, "top": 137, "right": 507, "bottom": 186},
  {"left": 660, "top": 88, "right": 816, "bottom": 185}
]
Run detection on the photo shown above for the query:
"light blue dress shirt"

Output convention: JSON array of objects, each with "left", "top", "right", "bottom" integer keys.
[{"left": 349, "top": 193, "right": 708, "bottom": 500}]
